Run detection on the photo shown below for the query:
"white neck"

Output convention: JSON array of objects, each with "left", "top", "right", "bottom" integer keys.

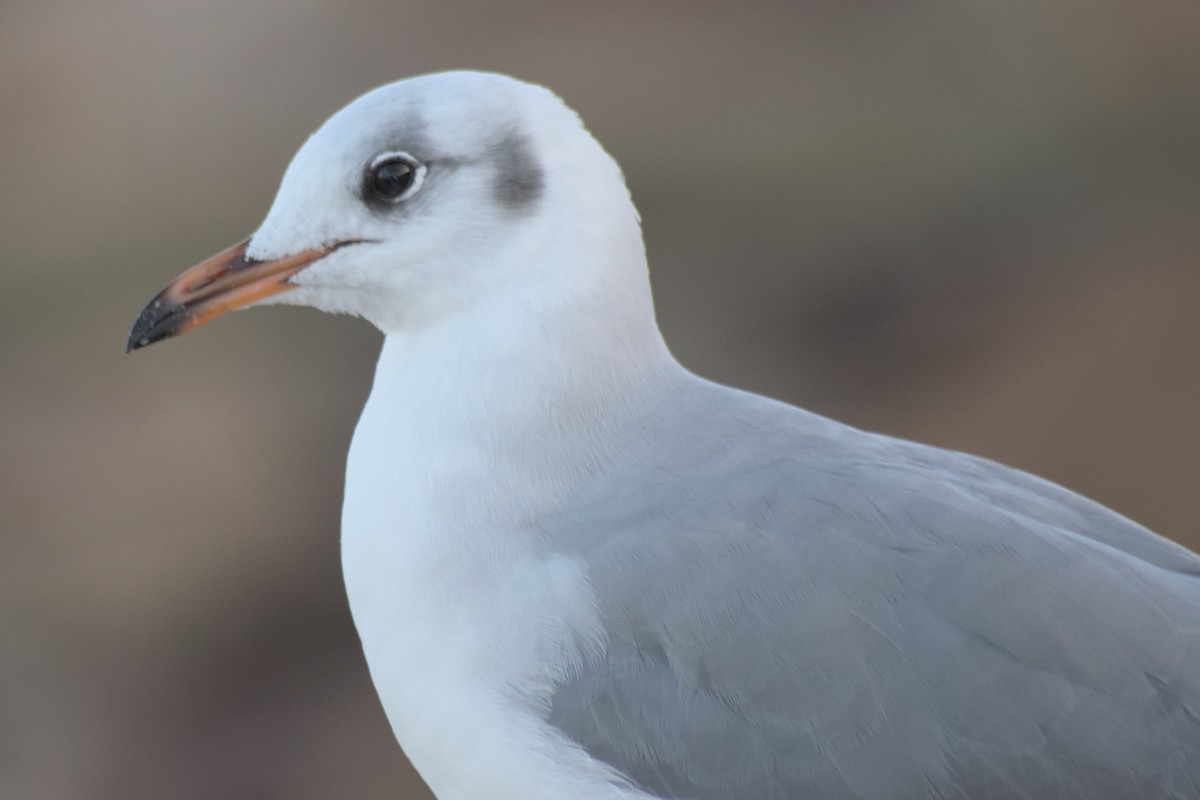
[
  {"left": 339, "top": 220, "right": 675, "bottom": 800},
  {"left": 371, "top": 217, "right": 671, "bottom": 478}
]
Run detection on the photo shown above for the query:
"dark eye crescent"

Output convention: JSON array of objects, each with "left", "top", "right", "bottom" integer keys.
[{"left": 367, "top": 153, "right": 424, "bottom": 202}]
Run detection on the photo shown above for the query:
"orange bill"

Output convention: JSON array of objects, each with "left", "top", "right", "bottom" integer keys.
[{"left": 125, "top": 239, "right": 340, "bottom": 352}]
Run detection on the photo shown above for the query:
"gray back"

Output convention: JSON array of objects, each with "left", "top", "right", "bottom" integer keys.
[{"left": 545, "top": 379, "right": 1200, "bottom": 799}]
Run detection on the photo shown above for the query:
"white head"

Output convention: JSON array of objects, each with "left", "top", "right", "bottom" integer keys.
[{"left": 127, "top": 71, "right": 656, "bottom": 348}]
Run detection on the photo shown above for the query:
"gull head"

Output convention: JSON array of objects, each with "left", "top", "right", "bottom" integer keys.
[{"left": 126, "top": 71, "right": 645, "bottom": 350}]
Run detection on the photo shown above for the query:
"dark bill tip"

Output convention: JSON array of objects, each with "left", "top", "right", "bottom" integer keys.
[
  {"left": 124, "top": 239, "right": 349, "bottom": 354},
  {"left": 125, "top": 297, "right": 184, "bottom": 352}
]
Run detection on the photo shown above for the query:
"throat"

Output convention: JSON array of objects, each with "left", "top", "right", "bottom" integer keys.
[
  {"left": 340, "top": 287, "right": 678, "bottom": 610},
  {"left": 371, "top": 285, "right": 673, "bottom": 478}
]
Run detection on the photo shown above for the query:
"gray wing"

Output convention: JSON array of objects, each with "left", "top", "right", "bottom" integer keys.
[{"left": 546, "top": 383, "right": 1200, "bottom": 800}]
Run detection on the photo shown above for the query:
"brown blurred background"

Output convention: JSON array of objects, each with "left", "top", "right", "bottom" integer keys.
[{"left": 2, "top": 1, "right": 1198, "bottom": 797}]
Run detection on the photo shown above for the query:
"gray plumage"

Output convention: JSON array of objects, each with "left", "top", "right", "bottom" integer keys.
[
  {"left": 547, "top": 374, "right": 1200, "bottom": 800},
  {"left": 489, "top": 128, "right": 546, "bottom": 211}
]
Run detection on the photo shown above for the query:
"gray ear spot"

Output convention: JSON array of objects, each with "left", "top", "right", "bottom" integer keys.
[{"left": 491, "top": 130, "right": 545, "bottom": 212}]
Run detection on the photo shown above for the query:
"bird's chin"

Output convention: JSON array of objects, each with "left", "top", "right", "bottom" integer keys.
[{"left": 270, "top": 282, "right": 392, "bottom": 323}]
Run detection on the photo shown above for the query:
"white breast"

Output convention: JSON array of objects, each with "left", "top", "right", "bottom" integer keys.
[{"left": 339, "top": 335, "right": 655, "bottom": 800}]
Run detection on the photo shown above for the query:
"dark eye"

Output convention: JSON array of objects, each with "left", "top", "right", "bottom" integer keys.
[{"left": 367, "top": 154, "right": 422, "bottom": 202}]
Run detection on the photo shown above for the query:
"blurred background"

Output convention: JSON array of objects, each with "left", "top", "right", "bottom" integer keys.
[{"left": 2, "top": 0, "right": 1198, "bottom": 797}]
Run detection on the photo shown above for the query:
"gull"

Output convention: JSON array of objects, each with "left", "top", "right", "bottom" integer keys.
[{"left": 127, "top": 71, "right": 1200, "bottom": 800}]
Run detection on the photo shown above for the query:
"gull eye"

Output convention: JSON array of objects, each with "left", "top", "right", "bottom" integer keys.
[{"left": 366, "top": 153, "right": 424, "bottom": 203}]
